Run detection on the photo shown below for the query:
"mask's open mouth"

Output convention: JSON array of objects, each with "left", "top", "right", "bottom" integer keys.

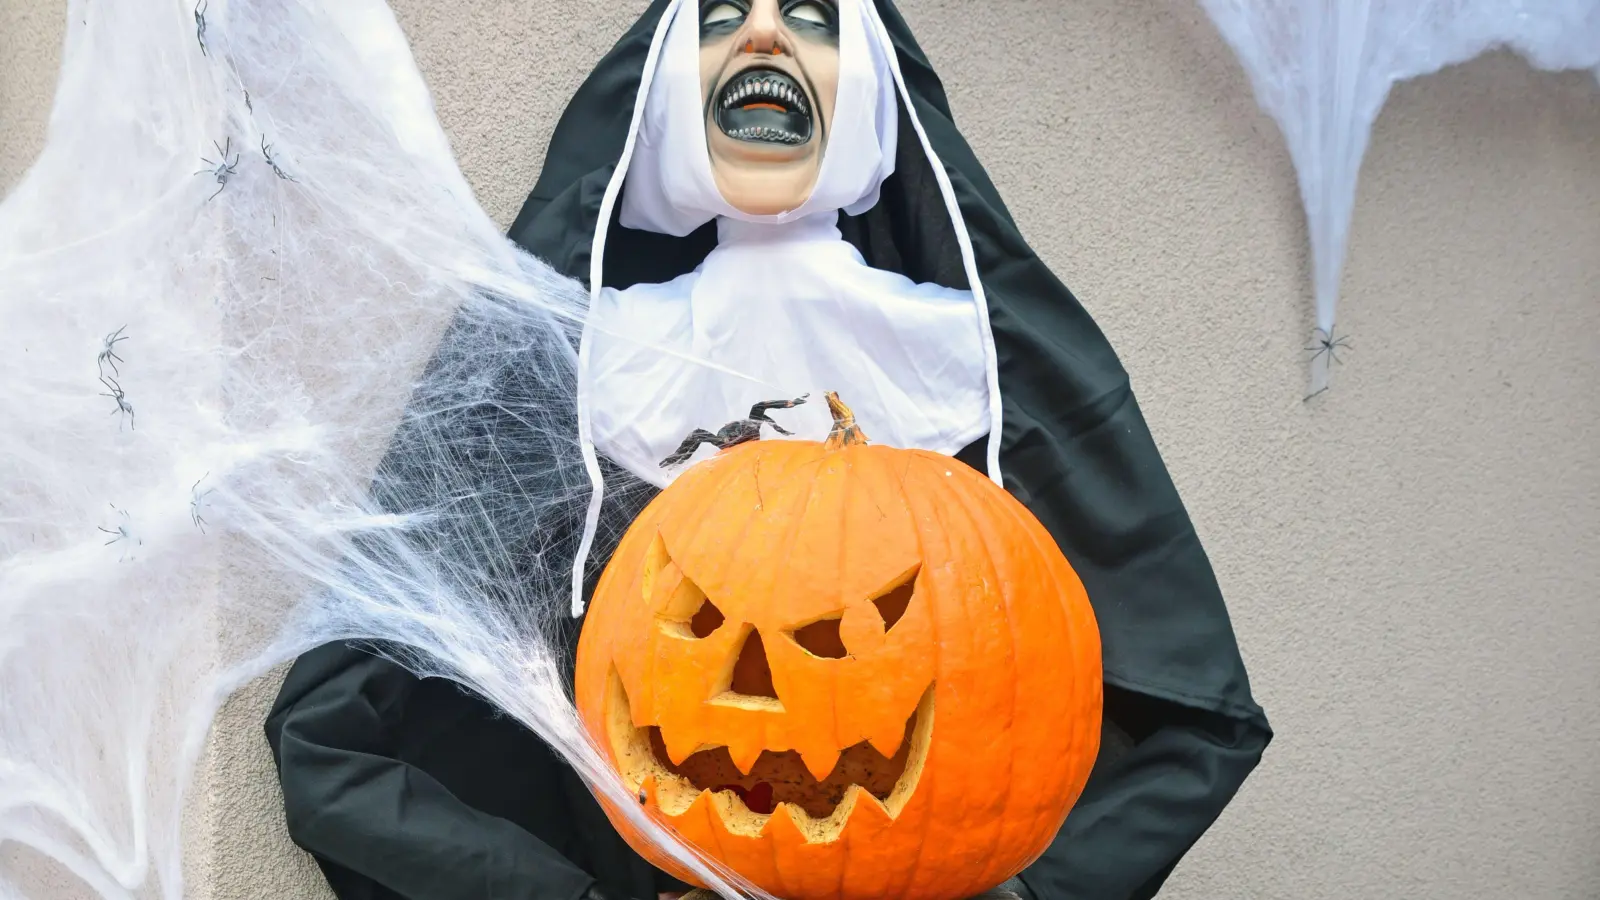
[
  {"left": 715, "top": 67, "right": 813, "bottom": 146},
  {"left": 605, "top": 671, "right": 934, "bottom": 842}
]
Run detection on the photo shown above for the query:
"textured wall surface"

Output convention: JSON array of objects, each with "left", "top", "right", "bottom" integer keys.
[{"left": 3, "top": 1, "right": 1598, "bottom": 898}]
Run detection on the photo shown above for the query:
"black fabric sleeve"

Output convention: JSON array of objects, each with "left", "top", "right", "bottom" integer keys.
[
  {"left": 1014, "top": 690, "right": 1268, "bottom": 900},
  {"left": 264, "top": 642, "right": 596, "bottom": 900}
]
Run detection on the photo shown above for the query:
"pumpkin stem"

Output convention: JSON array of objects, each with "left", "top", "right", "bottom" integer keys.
[{"left": 823, "top": 391, "right": 869, "bottom": 449}]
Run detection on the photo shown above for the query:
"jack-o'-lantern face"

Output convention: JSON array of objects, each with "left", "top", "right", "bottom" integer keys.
[
  {"left": 606, "top": 521, "right": 934, "bottom": 833},
  {"left": 575, "top": 397, "right": 1102, "bottom": 900}
]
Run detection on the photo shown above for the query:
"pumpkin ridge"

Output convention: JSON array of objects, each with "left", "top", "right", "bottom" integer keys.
[
  {"left": 841, "top": 449, "right": 919, "bottom": 760},
  {"left": 750, "top": 451, "right": 823, "bottom": 768},
  {"left": 831, "top": 790, "right": 849, "bottom": 900},
  {"left": 662, "top": 449, "right": 783, "bottom": 646},
  {"left": 825, "top": 449, "right": 851, "bottom": 754},
  {"left": 767, "top": 798, "right": 789, "bottom": 897},
  {"left": 651, "top": 460, "right": 772, "bottom": 744},
  {"left": 993, "top": 472, "right": 1102, "bottom": 833},
  {"left": 923, "top": 455, "right": 1025, "bottom": 885},
  {"left": 964, "top": 459, "right": 1097, "bottom": 850},
  {"left": 699, "top": 788, "right": 734, "bottom": 876},
  {"left": 884, "top": 452, "right": 938, "bottom": 900}
]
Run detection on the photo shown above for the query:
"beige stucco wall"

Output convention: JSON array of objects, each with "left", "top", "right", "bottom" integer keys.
[{"left": 4, "top": 1, "right": 1599, "bottom": 898}]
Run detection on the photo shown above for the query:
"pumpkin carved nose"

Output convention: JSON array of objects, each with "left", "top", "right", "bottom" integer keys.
[{"left": 728, "top": 628, "right": 778, "bottom": 700}]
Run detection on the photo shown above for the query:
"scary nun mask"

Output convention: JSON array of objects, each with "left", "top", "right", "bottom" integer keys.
[
  {"left": 580, "top": 0, "right": 995, "bottom": 491},
  {"left": 267, "top": 2, "right": 1271, "bottom": 899}
]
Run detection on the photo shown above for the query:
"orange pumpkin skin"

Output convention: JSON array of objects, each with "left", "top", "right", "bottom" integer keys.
[{"left": 575, "top": 397, "right": 1102, "bottom": 900}]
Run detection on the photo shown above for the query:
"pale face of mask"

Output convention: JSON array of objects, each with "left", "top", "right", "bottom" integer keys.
[{"left": 697, "top": 0, "right": 841, "bottom": 216}]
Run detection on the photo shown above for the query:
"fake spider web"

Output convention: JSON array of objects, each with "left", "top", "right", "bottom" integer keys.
[
  {"left": 0, "top": 0, "right": 782, "bottom": 897},
  {"left": 1195, "top": 0, "right": 1600, "bottom": 398}
]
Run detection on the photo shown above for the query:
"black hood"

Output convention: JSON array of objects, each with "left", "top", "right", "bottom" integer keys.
[{"left": 267, "top": 5, "right": 1271, "bottom": 900}]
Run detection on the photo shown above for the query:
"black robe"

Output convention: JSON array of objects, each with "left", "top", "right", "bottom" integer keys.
[{"left": 265, "top": 3, "right": 1272, "bottom": 898}]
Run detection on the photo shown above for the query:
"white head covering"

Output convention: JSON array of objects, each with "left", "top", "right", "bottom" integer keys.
[
  {"left": 618, "top": 0, "right": 900, "bottom": 236},
  {"left": 578, "top": 0, "right": 994, "bottom": 492}
]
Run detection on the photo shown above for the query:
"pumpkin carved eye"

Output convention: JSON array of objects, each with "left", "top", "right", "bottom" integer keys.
[
  {"left": 648, "top": 532, "right": 730, "bottom": 641},
  {"left": 789, "top": 615, "right": 847, "bottom": 658},
  {"left": 872, "top": 564, "right": 918, "bottom": 633},
  {"left": 688, "top": 596, "right": 725, "bottom": 638}
]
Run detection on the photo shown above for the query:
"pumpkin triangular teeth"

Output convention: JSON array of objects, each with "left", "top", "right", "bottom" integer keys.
[
  {"left": 685, "top": 786, "right": 729, "bottom": 832},
  {"left": 759, "top": 800, "right": 810, "bottom": 840},
  {"left": 798, "top": 743, "right": 841, "bottom": 783},
  {"left": 706, "top": 785, "right": 767, "bottom": 837},
  {"left": 843, "top": 785, "right": 895, "bottom": 830},
  {"left": 866, "top": 721, "right": 906, "bottom": 760},
  {"left": 660, "top": 726, "right": 704, "bottom": 767},
  {"left": 728, "top": 738, "right": 764, "bottom": 776}
]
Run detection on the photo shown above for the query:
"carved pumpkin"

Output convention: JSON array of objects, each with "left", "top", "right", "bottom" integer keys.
[{"left": 575, "top": 394, "right": 1102, "bottom": 900}]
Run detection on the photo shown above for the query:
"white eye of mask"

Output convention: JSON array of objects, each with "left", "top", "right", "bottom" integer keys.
[
  {"left": 786, "top": 2, "right": 830, "bottom": 25},
  {"left": 703, "top": 2, "right": 742, "bottom": 25}
]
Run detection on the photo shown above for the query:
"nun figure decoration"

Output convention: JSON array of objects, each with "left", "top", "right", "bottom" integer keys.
[{"left": 266, "top": 1, "right": 1271, "bottom": 898}]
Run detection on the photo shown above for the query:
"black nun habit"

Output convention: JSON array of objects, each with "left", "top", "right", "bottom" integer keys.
[{"left": 265, "top": 2, "right": 1272, "bottom": 899}]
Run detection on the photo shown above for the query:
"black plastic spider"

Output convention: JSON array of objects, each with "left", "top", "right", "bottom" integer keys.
[
  {"left": 1303, "top": 327, "right": 1353, "bottom": 401},
  {"left": 195, "top": 138, "right": 239, "bottom": 201},
  {"left": 1306, "top": 327, "right": 1352, "bottom": 368},
  {"left": 261, "top": 136, "right": 296, "bottom": 182},
  {"left": 97, "top": 324, "right": 129, "bottom": 376},
  {"left": 659, "top": 395, "right": 809, "bottom": 468},
  {"left": 99, "top": 373, "right": 135, "bottom": 430},
  {"left": 195, "top": 0, "right": 210, "bottom": 56}
]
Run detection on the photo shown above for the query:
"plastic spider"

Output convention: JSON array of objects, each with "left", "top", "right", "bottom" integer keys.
[
  {"left": 195, "top": 138, "right": 239, "bottom": 201},
  {"left": 1306, "top": 327, "right": 1352, "bottom": 368},
  {"left": 261, "top": 136, "right": 296, "bottom": 182},
  {"left": 1303, "top": 327, "right": 1353, "bottom": 401},
  {"left": 659, "top": 395, "right": 809, "bottom": 468},
  {"left": 99, "top": 373, "right": 135, "bottom": 430},
  {"left": 98, "top": 505, "right": 141, "bottom": 560},
  {"left": 97, "top": 324, "right": 129, "bottom": 376},
  {"left": 191, "top": 474, "right": 214, "bottom": 533}
]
